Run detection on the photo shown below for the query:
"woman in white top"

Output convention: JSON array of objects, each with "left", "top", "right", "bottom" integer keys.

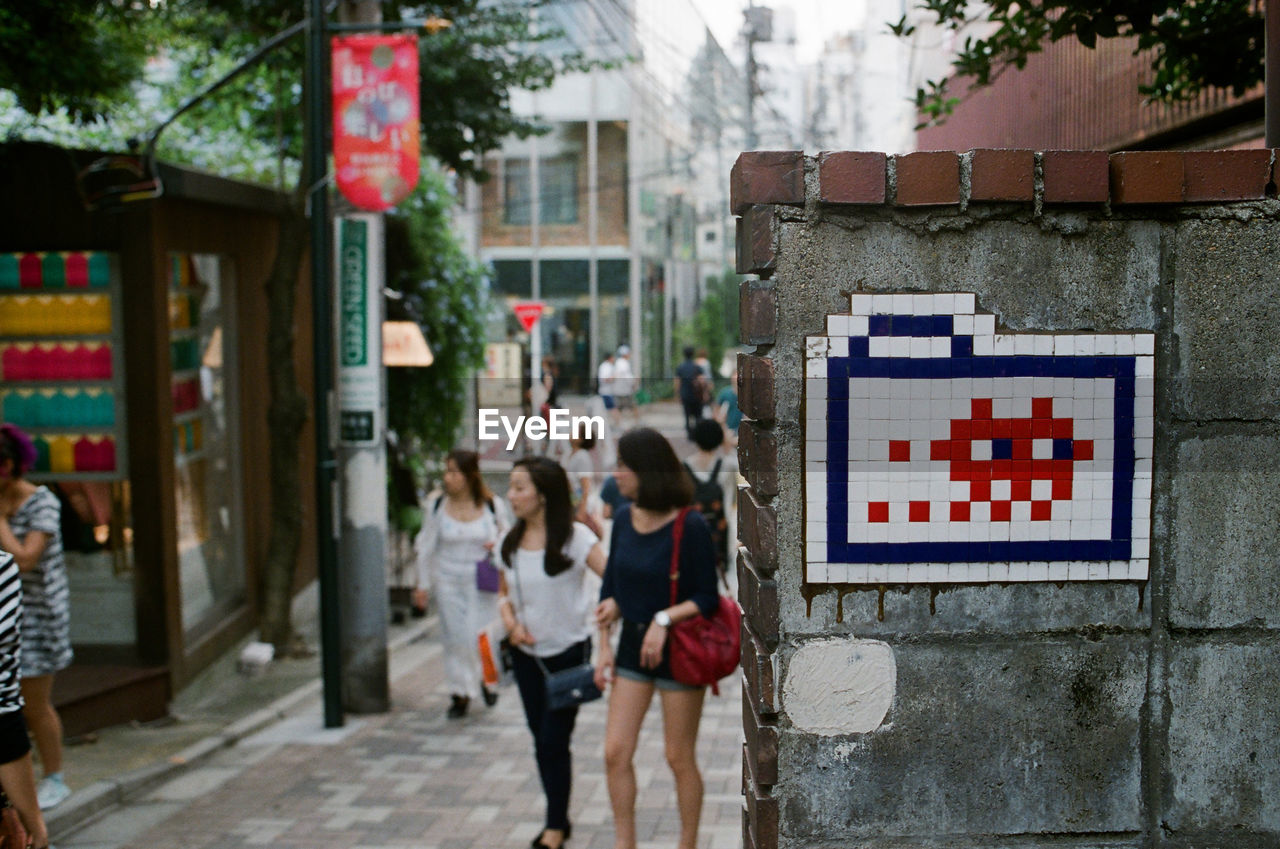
[
  {"left": 565, "top": 434, "right": 602, "bottom": 537},
  {"left": 414, "top": 449, "right": 511, "bottom": 719},
  {"left": 498, "top": 456, "right": 606, "bottom": 849}
]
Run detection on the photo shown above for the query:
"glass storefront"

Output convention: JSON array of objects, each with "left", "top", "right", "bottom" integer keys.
[
  {"left": 0, "top": 251, "right": 135, "bottom": 647},
  {"left": 490, "top": 258, "right": 631, "bottom": 394},
  {"left": 169, "top": 254, "right": 246, "bottom": 637}
]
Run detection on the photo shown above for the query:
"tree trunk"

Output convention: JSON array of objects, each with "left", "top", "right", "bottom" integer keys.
[{"left": 259, "top": 192, "right": 310, "bottom": 652}]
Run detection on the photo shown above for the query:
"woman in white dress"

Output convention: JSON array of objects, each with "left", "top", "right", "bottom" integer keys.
[{"left": 414, "top": 449, "right": 511, "bottom": 718}]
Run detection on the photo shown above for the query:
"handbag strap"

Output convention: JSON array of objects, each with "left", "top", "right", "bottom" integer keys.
[
  {"left": 532, "top": 640, "right": 592, "bottom": 678},
  {"left": 669, "top": 506, "right": 692, "bottom": 608},
  {"left": 512, "top": 541, "right": 590, "bottom": 678}
]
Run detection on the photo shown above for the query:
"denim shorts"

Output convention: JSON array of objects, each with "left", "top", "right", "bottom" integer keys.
[{"left": 614, "top": 619, "right": 700, "bottom": 691}]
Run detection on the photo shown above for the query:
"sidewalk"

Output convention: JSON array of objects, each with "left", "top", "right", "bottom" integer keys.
[
  {"left": 55, "top": 613, "right": 745, "bottom": 848},
  {"left": 49, "top": 399, "right": 746, "bottom": 847},
  {"left": 43, "top": 583, "right": 405, "bottom": 839}
]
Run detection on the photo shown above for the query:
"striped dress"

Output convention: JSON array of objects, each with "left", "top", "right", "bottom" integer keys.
[
  {"left": 0, "top": 551, "right": 22, "bottom": 713},
  {"left": 8, "top": 488, "right": 72, "bottom": 677}
]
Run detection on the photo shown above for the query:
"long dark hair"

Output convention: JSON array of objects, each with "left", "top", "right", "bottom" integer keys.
[
  {"left": 501, "top": 456, "right": 574, "bottom": 576},
  {"left": 447, "top": 448, "right": 491, "bottom": 507},
  {"left": 617, "top": 427, "right": 693, "bottom": 511}
]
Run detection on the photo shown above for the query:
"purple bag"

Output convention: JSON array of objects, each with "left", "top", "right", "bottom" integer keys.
[{"left": 476, "top": 553, "right": 500, "bottom": 593}]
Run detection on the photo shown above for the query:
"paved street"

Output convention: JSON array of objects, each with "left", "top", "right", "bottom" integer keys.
[
  {"left": 59, "top": 627, "right": 744, "bottom": 849},
  {"left": 59, "top": 398, "right": 745, "bottom": 849}
]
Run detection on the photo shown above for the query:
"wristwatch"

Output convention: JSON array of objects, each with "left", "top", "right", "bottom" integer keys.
[{"left": 653, "top": 610, "right": 672, "bottom": 628}]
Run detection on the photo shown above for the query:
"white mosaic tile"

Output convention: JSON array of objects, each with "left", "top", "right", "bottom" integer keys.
[{"left": 803, "top": 292, "right": 1156, "bottom": 585}]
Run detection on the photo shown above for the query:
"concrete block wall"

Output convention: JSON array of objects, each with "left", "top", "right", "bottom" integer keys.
[{"left": 732, "top": 149, "right": 1280, "bottom": 849}]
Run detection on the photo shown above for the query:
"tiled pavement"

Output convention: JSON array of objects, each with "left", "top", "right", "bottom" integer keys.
[
  {"left": 60, "top": 630, "right": 745, "bottom": 849},
  {"left": 59, "top": 399, "right": 744, "bottom": 849}
]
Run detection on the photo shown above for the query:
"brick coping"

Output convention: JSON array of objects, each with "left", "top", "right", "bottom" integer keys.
[{"left": 730, "top": 149, "right": 1280, "bottom": 212}]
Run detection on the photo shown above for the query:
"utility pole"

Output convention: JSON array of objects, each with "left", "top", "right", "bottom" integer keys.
[
  {"left": 745, "top": 1, "right": 758, "bottom": 150},
  {"left": 333, "top": 0, "right": 390, "bottom": 716}
]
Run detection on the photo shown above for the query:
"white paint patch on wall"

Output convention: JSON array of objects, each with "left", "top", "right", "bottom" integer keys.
[
  {"left": 783, "top": 638, "right": 896, "bottom": 736},
  {"left": 341, "top": 450, "right": 385, "bottom": 527}
]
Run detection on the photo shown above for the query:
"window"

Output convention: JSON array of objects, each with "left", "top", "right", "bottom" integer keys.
[{"left": 503, "top": 155, "right": 580, "bottom": 225}]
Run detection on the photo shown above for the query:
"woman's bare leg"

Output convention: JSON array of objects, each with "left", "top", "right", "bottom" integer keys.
[
  {"left": 19, "top": 676, "right": 62, "bottom": 775},
  {"left": 660, "top": 687, "right": 707, "bottom": 849},
  {"left": 602, "top": 677, "right": 655, "bottom": 849}
]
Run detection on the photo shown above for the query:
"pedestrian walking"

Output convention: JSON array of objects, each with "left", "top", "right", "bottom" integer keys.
[
  {"left": 597, "top": 351, "right": 617, "bottom": 422},
  {"left": 498, "top": 456, "right": 606, "bottom": 849},
  {"left": 0, "top": 548, "right": 51, "bottom": 848},
  {"left": 593, "top": 428, "right": 719, "bottom": 849},
  {"left": 414, "top": 448, "right": 512, "bottom": 719},
  {"left": 612, "top": 346, "right": 639, "bottom": 424},
  {"left": 0, "top": 424, "right": 73, "bottom": 811},
  {"left": 673, "top": 347, "right": 705, "bottom": 439},
  {"left": 565, "top": 434, "right": 603, "bottom": 538},
  {"left": 714, "top": 368, "right": 741, "bottom": 447},
  {"left": 684, "top": 419, "right": 731, "bottom": 582}
]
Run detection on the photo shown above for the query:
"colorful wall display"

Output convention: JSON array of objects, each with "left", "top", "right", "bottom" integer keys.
[
  {"left": 169, "top": 254, "right": 206, "bottom": 462},
  {"left": 0, "top": 252, "right": 125, "bottom": 477},
  {"left": 804, "top": 293, "right": 1155, "bottom": 584}
]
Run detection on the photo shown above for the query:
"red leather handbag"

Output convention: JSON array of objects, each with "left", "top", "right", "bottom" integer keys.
[{"left": 666, "top": 507, "right": 742, "bottom": 695}]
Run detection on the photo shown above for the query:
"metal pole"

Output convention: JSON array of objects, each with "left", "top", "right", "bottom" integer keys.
[
  {"left": 588, "top": 68, "right": 600, "bottom": 384},
  {"left": 530, "top": 97, "right": 543, "bottom": 396},
  {"left": 1267, "top": 0, "right": 1279, "bottom": 147},
  {"left": 306, "top": 0, "right": 344, "bottom": 729}
]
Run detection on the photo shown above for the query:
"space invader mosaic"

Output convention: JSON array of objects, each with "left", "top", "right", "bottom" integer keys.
[{"left": 804, "top": 292, "right": 1154, "bottom": 585}]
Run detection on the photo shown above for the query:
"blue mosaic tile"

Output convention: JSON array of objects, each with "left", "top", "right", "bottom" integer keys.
[{"left": 805, "top": 292, "right": 1156, "bottom": 584}]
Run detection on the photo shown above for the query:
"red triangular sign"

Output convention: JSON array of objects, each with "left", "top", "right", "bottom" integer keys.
[{"left": 513, "top": 301, "right": 544, "bottom": 333}]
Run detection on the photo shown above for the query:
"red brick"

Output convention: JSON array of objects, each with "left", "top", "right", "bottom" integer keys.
[
  {"left": 731, "top": 151, "right": 805, "bottom": 215},
  {"left": 741, "top": 615, "right": 779, "bottom": 714},
  {"left": 893, "top": 151, "right": 961, "bottom": 206},
  {"left": 745, "top": 780, "right": 778, "bottom": 849},
  {"left": 735, "top": 204, "right": 776, "bottom": 275},
  {"left": 1183, "top": 150, "right": 1273, "bottom": 202},
  {"left": 739, "top": 487, "right": 777, "bottom": 574},
  {"left": 743, "top": 691, "right": 779, "bottom": 786},
  {"left": 739, "top": 281, "right": 777, "bottom": 348},
  {"left": 738, "top": 419, "right": 778, "bottom": 497},
  {"left": 1110, "top": 151, "right": 1185, "bottom": 204},
  {"left": 738, "top": 353, "right": 775, "bottom": 424},
  {"left": 739, "top": 548, "right": 779, "bottom": 649},
  {"left": 1041, "top": 150, "right": 1109, "bottom": 203},
  {"left": 817, "top": 151, "right": 887, "bottom": 204},
  {"left": 743, "top": 808, "right": 758, "bottom": 849},
  {"left": 969, "top": 148, "right": 1035, "bottom": 201}
]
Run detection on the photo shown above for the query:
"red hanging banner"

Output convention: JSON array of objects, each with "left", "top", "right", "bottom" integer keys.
[{"left": 331, "top": 35, "right": 421, "bottom": 211}]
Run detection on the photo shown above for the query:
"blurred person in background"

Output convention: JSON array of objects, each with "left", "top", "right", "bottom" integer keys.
[
  {"left": 414, "top": 449, "right": 512, "bottom": 718},
  {"left": 0, "top": 424, "right": 73, "bottom": 811},
  {"left": 0, "top": 547, "right": 51, "bottom": 847}
]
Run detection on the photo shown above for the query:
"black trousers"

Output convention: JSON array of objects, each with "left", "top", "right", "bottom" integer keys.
[
  {"left": 511, "top": 638, "right": 591, "bottom": 831},
  {"left": 682, "top": 397, "right": 703, "bottom": 436}
]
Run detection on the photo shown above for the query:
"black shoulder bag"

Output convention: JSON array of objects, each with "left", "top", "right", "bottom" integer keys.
[{"left": 511, "top": 552, "right": 602, "bottom": 711}]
